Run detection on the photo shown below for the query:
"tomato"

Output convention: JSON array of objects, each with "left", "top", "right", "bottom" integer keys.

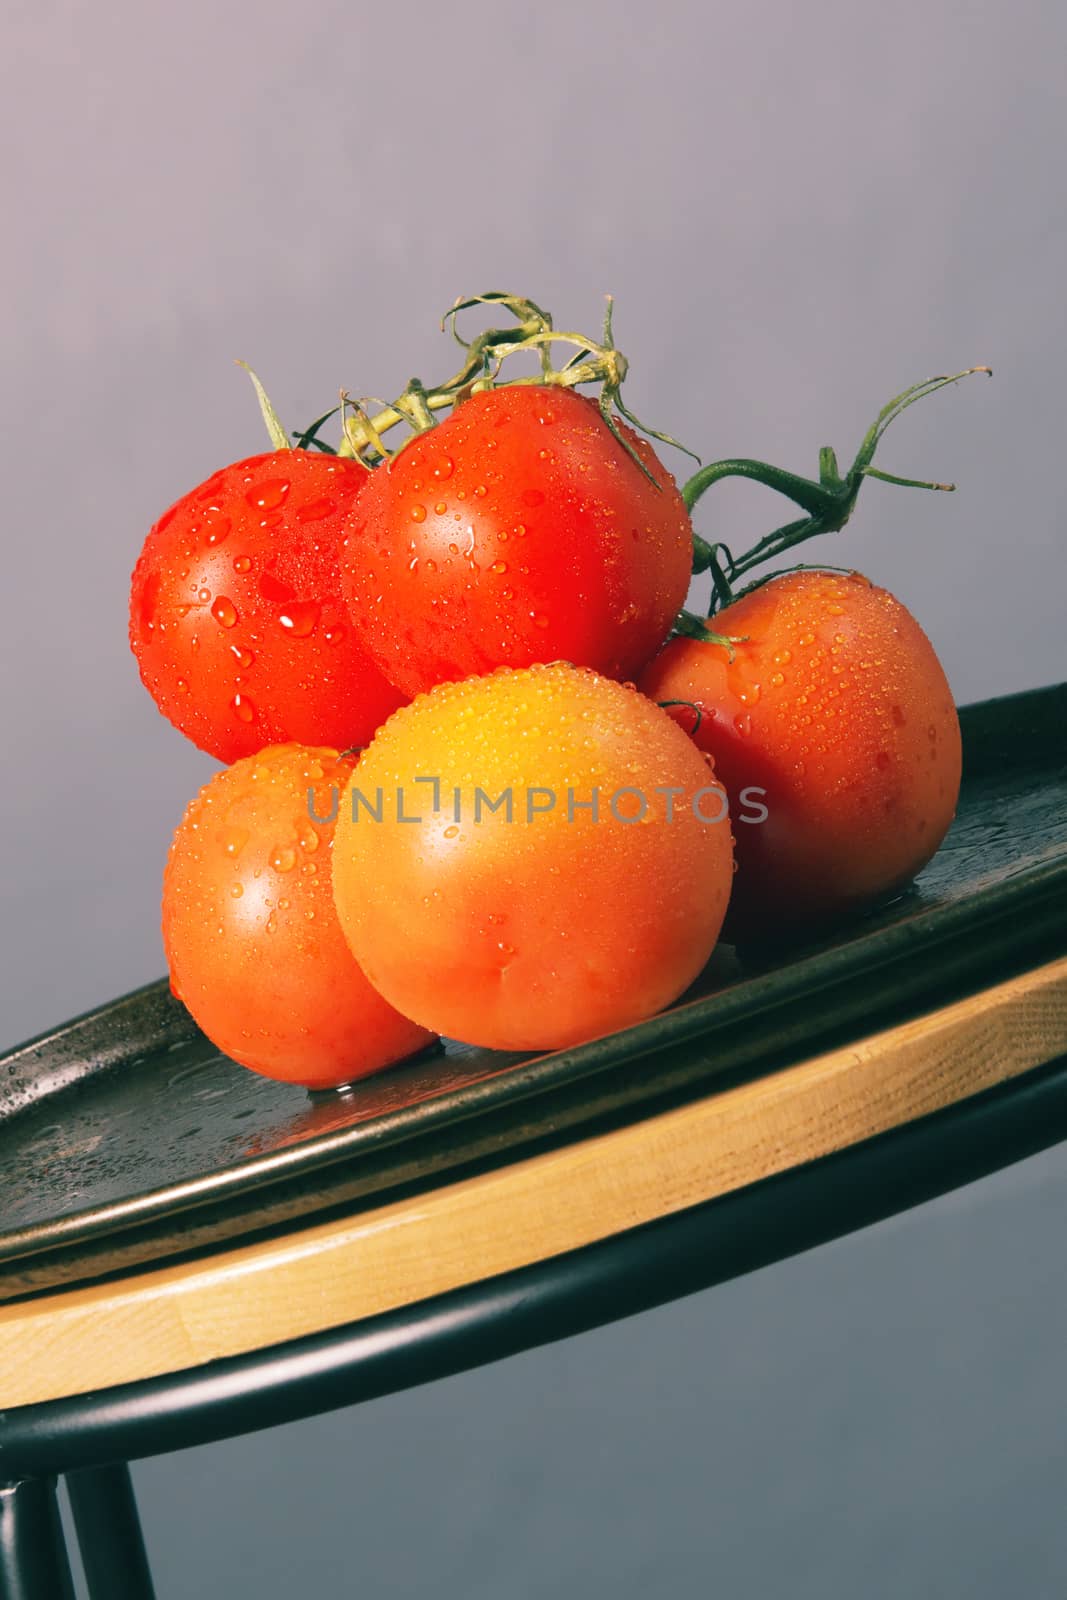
[
  {"left": 131, "top": 450, "right": 406, "bottom": 763},
  {"left": 163, "top": 743, "right": 435, "bottom": 1088},
  {"left": 339, "top": 385, "right": 693, "bottom": 698},
  {"left": 331, "top": 662, "right": 734, "bottom": 1052},
  {"left": 638, "top": 570, "right": 962, "bottom": 940}
]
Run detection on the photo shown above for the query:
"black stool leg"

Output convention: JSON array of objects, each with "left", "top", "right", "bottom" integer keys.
[
  {"left": 66, "top": 1463, "right": 156, "bottom": 1600},
  {"left": 0, "top": 1476, "right": 77, "bottom": 1600}
]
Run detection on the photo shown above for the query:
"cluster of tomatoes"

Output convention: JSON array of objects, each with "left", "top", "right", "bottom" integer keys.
[{"left": 131, "top": 294, "right": 981, "bottom": 1090}]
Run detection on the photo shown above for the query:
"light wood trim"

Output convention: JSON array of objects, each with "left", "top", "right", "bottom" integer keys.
[{"left": 3, "top": 958, "right": 1066, "bottom": 1408}]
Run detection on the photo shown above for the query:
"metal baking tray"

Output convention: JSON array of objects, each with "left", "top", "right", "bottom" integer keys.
[{"left": 2, "top": 683, "right": 1064, "bottom": 1302}]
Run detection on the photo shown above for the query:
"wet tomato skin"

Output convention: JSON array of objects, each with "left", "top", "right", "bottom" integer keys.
[
  {"left": 638, "top": 570, "right": 962, "bottom": 940},
  {"left": 331, "top": 663, "right": 735, "bottom": 1052},
  {"left": 130, "top": 451, "right": 406, "bottom": 763},
  {"left": 163, "top": 743, "right": 435, "bottom": 1088},
  {"left": 339, "top": 386, "right": 694, "bottom": 698}
]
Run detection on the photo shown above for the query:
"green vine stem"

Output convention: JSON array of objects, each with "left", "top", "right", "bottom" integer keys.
[
  {"left": 681, "top": 367, "right": 991, "bottom": 610},
  {"left": 329, "top": 293, "right": 699, "bottom": 484},
  {"left": 243, "top": 304, "right": 988, "bottom": 620}
]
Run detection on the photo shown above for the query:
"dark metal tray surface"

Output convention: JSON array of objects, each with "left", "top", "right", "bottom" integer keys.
[{"left": 1, "top": 684, "right": 1064, "bottom": 1300}]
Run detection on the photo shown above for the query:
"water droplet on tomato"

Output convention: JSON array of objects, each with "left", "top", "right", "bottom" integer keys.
[
  {"left": 197, "top": 587, "right": 211, "bottom": 603},
  {"left": 223, "top": 828, "right": 249, "bottom": 857},
  {"left": 232, "top": 693, "right": 255, "bottom": 724},
  {"left": 490, "top": 561, "right": 508, "bottom": 575},
  {"left": 232, "top": 555, "right": 252, "bottom": 574},
  {"left": 259, "top": 570, "right": 295, "bottom": 604},
  {"left": 433, "top": 456, "right": 454, "bottom": 480},
  {"left": 531, "top": 613, "right": 549, "bottom": 629},
  {"left": 247, "top": 478, "right": 290, "bottom": 510},
  {"left": 230, "top": 883, "right": 244, "bottom": 899},
  {"left": 443, "top": 825, "right": 460, "bottom": 840},
  {"left": 324, "top": 625, "right": 345, "bottom": 645},
  {"left": 425, "top": 559, "right": 437, "bottom": 573},
  {"left": 204, "top": 515, "right": 231, "bottom": 546},
  {"left": 230, "top": 644, "right": 254, "bottom": 668},
  {"left": 410, "top": 503, "right": 427, "bottom": 523},
  {"left": 271, "top": 846, "right": 297, "bottom": 873},
  {"left": 176, "top": 677, "right": 189, "bottom": 693},
  {"left": 296, "top": 497, "right": 336, "bottom": 523},
  {"left": 211, "top": 596, "right": 238, "bottom": 628},
  {"left": 434, "top": 501, "right": 447, "bottom": 515},
  {"left": 474, "top": 484, "right": 487, "bottom": 497},
  {"left": 278, "top": 601, "right": 320, "bottom": 637}
]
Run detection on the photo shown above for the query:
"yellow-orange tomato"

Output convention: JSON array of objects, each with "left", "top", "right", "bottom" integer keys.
[
  {"left": 639, "top": 570, "right": 962, "bottom": 940},
  {"left": 163, "top": 743, "right": 434, "bottom": 1088},
  {"left": 331, "top": 663, "right": 735, "bottom": 1052}
]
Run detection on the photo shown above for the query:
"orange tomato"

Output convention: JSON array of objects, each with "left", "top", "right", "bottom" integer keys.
[
  {"left": 331, "top": 662, "right": 734, "bottom": 1051},
  {"left": 163, "top": 743, "right": 434, "bottom": 1087},
  {"left": 639, "top": 570, "right": 962, "bottom": 940}
]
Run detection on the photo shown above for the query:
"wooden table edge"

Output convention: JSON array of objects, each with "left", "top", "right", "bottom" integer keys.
[{"left": 3, "top": 955, "right": 1066, "bottom": 1410}]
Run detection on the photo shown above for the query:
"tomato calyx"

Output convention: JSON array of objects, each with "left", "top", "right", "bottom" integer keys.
[
  {"left": 682, "top": 366, "right": 992, "bottom": 613},
  {"left": 235, "top": 360, "right": 292, "bottom": 451},
  {"left": 669, "top": 610, "right": 748, "bottom": 660}
]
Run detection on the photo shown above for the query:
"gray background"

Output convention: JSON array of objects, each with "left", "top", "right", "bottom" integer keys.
[{"left": 3, "top": 0, "right": 1066, "bottom": 1593}]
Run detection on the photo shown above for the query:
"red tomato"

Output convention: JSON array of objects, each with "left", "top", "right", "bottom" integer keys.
[
  {"left": 331, "top": 662, "right": 734, "bottom": 1051},
  {"left": 131, "top": 451, "right": 406, "bottom": 762},
  {"left": 638, "top": 570, "right": 962, "bottom": 940},
  {"left": 339, "top": 386, "right": 693, "bottom": 698},
  {"left": 163, "top": 743, "right": 434, "bottom": 1088}
]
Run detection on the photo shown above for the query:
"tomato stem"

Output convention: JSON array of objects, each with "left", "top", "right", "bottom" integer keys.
[
  {"left": 682, "top": 367, "right": 991, "bottom": 613},
  {"left": 683, "top": 459, "right": 838, "bottom": 518},
  {"left": 326, "top": 293, "right": 703, "bottom": 488},
  {"left": 658, "top": 698, "right": 705, "bottom": 734}
]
